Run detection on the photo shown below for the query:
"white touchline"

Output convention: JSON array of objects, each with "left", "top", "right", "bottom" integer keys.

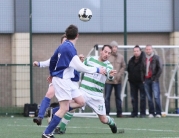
[{"left": 7, "top": 124, "right": 178, "bottom": 133}]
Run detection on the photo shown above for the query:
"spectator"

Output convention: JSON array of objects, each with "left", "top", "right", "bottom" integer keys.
[
  {"left": 144, "top": 44, "right": 163, "bottom": 118},
  {"left": 105, "top": 41, "right": 126, "bottom": 117},
  {"left": 127, "top": 45, "right": 146, "bottom": 118}
]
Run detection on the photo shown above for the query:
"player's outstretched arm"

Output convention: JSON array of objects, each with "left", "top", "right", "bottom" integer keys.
[
  {"left": 70, "top": 55, "right": 106, "bottom": 75},
  {"left": 33, "top": 59, "right": 51, "bottom": 68},
  {"left": 33, "top": 61, "right": 39, "bottom": 67}
]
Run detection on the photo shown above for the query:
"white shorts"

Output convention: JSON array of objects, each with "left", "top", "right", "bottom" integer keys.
[
  {"left": 52, "top": 77, "right": 81, "bottom": 101},
  {"left": 79, "top": 89, "right": 106, "bottom": 115}
]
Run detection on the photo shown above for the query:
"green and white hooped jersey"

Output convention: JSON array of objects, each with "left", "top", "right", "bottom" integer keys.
[{"left": 80, "top": 56, "right": 113, "bottom": 98}]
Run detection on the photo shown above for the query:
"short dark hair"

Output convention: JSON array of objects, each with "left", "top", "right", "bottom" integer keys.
[
  {"left": 102, "top": 45, "right": 112, "bottom": 51},
  {"left": 60, "top": 34, "right": 66, "bottom": 43},
  {"left": 146, "top": 44, "right": 153, "bottom": 49},
  {"left": 65, "top": 24, "right": 78, "bottom": 40},
  {"left": 133, "top": 45, "right": 141, "bottom": 51},
  {"left": 146, "top": 44, "right": 152, "bottom": 47}
]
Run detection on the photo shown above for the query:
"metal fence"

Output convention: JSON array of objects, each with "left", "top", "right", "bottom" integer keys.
[{"left": 0, "top": 46, "right": 179, "bottom": 115}]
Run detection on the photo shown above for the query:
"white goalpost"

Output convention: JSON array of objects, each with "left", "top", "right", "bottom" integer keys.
[
  {"left": 74, "top": 45, "right": 179, "bottom": 117},
  {"left": 165, "top": 62, "right": 179, "bottom": 116}
]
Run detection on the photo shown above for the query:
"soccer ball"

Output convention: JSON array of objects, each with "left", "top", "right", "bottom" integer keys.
[{"left": 78, "top": 8, "right": 92, "bottom": 22}]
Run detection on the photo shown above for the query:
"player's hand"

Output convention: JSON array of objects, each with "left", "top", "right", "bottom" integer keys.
[
  {"left": 99, "top": 67, "right": 106, "bottom": 75},
  {"left": 47, "top": 76, "right": 52, "bottom": 83},
  {"left": 33, "top": 61, "right": 39, "bottom": 67},
  {"left": 78, "top": 54, "right": 85, "bottom": 62},
  {"left": 109, "top": 70, "right": 117, "bottom": 77}
]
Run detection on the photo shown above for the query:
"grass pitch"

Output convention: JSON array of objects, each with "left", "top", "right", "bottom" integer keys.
[{"left": 0, "top": 115, "right": 179, "bottom": 138}]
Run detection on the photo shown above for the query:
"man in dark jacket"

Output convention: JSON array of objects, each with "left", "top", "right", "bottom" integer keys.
[
  {"left": 144, "top": 44, "right": 163, "bottom": 118},
  {"left": 127, "top": 45, "right": 146, "bottom": 118}
]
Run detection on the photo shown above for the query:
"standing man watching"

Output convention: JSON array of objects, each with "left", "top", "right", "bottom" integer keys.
[
  {"left": 127, "top": 45, "right": 146, "bottom": 118},
  {"left": 105, "top": 41, "right": 126, "bottom": 117},
  {"left": 144, "top": 44, "right": 163, "bottom": 118}
]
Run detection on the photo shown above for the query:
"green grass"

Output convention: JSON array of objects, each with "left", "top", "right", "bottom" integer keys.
[
  {"left": 0, "top": 107, "right": 23, "bottom": 114},
  {"left": 0, "top": 115, "right": 179, "bottom": 138}
]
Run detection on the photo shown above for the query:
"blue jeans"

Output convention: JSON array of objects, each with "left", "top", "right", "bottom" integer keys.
[
  {"left": 105, "top": 83, "right": 122, "bottom": 115},
  {"left": 129, "top": 82, "right": 146, "bottom": 116},
  {"left": 144, "top": 79, "right": 162, "bottom": 115}
]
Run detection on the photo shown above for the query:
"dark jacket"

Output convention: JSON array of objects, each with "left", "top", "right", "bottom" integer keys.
[
  {"left": 127, "top": 51, "right": 146, "bottom": 83},
  {"left": 148, "top": 54, "right": 163, "bottom": 81}
]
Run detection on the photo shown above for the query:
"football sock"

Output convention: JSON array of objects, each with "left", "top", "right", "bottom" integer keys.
[
  {"left": 38, "top": 97, "right": 50, "bottom": 118},
  {"left": 106, "top": 116, "right": 115, "bottom": 126},
  {"left": 69, "top": 106, "right": 73, "bottom": 111},
  {"left": 52, "top": 107, "right": 59, "bottom": 114},
  {"left": 59, "top": 112, "right": 74, "bottom": 132},
  {"left": 44, "top": 115, "right": 61, "bottom": 134},
  {"left": 52, "top": 106, "right": 74, "bottom": 114}
]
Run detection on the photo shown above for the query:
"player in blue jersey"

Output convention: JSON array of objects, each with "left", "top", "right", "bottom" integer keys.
[
  {"left": 33, "top": 34, "right": 67, "bottom": 126},
  {"left": 33, "top": 34, "right": 85, "bottom": 133},
  {"left": 42, "top": 24, "right": 106, "bottom": 138},
  {"left": 33, "top": 53, "right": 84, "bottom": 127}
]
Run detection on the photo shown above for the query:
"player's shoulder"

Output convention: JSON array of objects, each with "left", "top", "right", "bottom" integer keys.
[
  {"left": 104, "top": 59, "right": 111, "bottom": 64},
  {"left": 86, "top": 56, "right": 98, "bottom": 60},
  {"left": 60, "top": 41, "right": 74, "bottom": 48},
  {"left": 59, "top": 41, "right": 76, "bottom": 53}
]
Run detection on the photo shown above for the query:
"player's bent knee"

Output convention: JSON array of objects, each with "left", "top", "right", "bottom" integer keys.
[
  {"left": 78, "top": 100, "right": 85, "bottom": 107},
  {"left": 73, "top": 96, "right": 85, "bottom": 107},
  {"left": 74, "top": 101, "right": 85, "bottom": 107}
]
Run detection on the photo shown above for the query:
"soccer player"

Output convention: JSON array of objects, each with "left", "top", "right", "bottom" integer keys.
[
  {"left": 33, "top": 35, "right": 85, "bottom": 133},
  {"left": 33, "top": 34, "right": 67, "bottom": 125},
  {"left": 33, "top": 54, "right": 84, "bottom": 130},
  {"left": 33, "top": 34, "right": 84, "bottom": 127},
  {"left": 42, "top": 24, "right": 106, "bottom": 138},
  {"left": 49, "top": 44, "right": 118, "bottom": 135}
]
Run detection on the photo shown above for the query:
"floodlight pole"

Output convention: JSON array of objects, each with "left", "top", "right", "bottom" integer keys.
[
  {"left": 124, "top": 0, "right": 127, "bottom": 46},
  {"left": 29, "top": 0, "right": 33, "bottom": 104},
  {"left": 124, "top": 0, "right": 128, "bottom": 112}
]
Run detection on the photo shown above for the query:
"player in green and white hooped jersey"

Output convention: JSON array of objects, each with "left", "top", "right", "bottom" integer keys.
[{"left": 56, "top": 45, "right": 118, "bottom": 134}]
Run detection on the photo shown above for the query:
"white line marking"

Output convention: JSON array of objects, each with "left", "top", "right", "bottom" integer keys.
[{"left": 7, "top": 124, "right": 179, "bottom": 133}]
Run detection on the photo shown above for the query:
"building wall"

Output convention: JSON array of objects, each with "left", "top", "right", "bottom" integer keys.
[
  {"left": 0, "top": 34, "right": 11, "bottom": 63},
  {"left": 174, "top": 0, "right": 179, "bottom": 31},
  {"left": 0, "top": 0, "right": 174, "bottom": 33},
  {"left": 32, "top": 33, "right": 169, "bottom": 61},
  {"left": 0, "top": 0, "right": 14, "bottom": 33},
  {"left": 0, "top": 35, "right": 12, "bottom": 106}
]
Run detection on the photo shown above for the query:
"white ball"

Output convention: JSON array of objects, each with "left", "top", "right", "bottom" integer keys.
[{"left": 78, "top": 8, "right": 92, "bottom": 22}]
